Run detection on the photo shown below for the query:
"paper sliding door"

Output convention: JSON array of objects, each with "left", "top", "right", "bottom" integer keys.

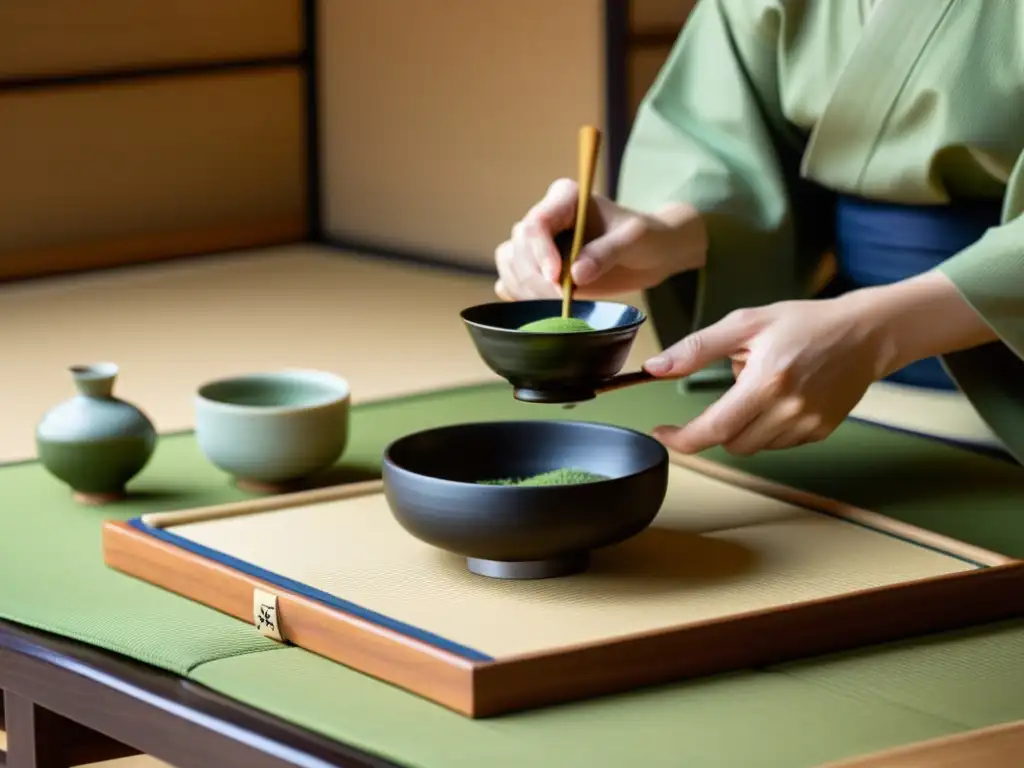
[{"left": 318, "top": 0, "right": 607, "bottom": 271}]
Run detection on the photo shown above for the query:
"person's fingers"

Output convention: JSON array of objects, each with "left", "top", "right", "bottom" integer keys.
[
  {"left": 764, "top": 429, "right": 808, "bottom": 451},
  {"left": 644, "top": 309, "right": 763, "bottom": 379},
  {"left": 493, "top": 179, "right": 580, "bottom": 301},
  {"left": 519, "top": 180, "right": 578, "bottom": 285},
  {"left": 523, "top": 178, "right": 579, "bottom": 233},
  {"left": 765, "top": 413, "right": 832, "bottom": 450},
  {"left": 570, "top": 216, "right": 645, "bottom": 285},
  {"left": 494, "top": 278, "right": 513, "bottom": 302},
  {"left": 511, "top": 221, "right": 562, "bottom": 289},
  {"left": 721, "top": 395, "right": 804, "bottom": 456},
  {"left": 504, "top": 227, "right": 558, "bottom": 299},
  {"left": 496, "top": 236, "right": 558, "bottom": 300},
  {"left": 652, "top": 370, "right": 777, "bottom": 454},
  {"left": 730, "top": 349, "right": 749, "bottom": 379},
  {"left": 494, "top": 240, "right": 525, "bottom": 299}
]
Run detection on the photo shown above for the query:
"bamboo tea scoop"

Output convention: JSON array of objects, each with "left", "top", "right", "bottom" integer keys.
[{"left": 561, "top": 125, "right": 602, "bottom": 319}]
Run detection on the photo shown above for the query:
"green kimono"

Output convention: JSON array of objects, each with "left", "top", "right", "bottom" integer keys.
[{"left": 619, "top": 0, "right": 1024, "bottom": 461}]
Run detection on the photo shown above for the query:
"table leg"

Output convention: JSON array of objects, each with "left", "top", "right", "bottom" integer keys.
[
  {"left": 0, "top": 620, "right": 394, "bottom": 767},
  {"left": 5, "top": 691, "right": 64, "bottom": 768},
  {"left": 3, "top": 690, "right": 138, "bottom": 768}
]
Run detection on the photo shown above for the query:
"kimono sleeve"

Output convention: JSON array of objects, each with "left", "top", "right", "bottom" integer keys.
[
  {"left": 618, "top": 0, "right": 832, "bottom": 370},
  {"left": 937, "top": 158, "right": 1024, "bottom": 462}
]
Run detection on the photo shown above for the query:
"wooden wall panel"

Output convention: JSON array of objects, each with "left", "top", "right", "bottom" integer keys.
[
  {"left": 629, "top": 45, "right": 675, "bottom": 120},
  {"left": 0, "top": 0, "right": 302, "bottom": 80},
  {"left": 621, "top": 1, "right": 693, "bottom": 148},
  {"left": 0, "top": 68, "right": 307, "bottom": 281},
  {"left": 629, "top": 0, "right": 697, "bottom": 32},
  {"left": 318, "top": 0, "right": 606, "bottom": 270}
]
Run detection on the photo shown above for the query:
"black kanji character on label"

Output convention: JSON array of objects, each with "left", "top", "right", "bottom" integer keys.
[{"left": 256, "top": 604, "right": 276, "bottom": 633}]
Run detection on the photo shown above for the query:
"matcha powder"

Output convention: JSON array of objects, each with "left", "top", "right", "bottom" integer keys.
[
  {"left": 479, "top": 468, "right": 608, "bottom": 487},
  {"left": 517, "top": 316, "right": 595, "bottom": 333}
]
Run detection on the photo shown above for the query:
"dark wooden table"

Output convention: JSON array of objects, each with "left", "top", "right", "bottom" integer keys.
[{"left": 0, "top": 620, "right": 399, "bottom": 768}]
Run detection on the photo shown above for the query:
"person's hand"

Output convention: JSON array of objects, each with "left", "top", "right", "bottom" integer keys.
[
  {"left": 494, "top": 178, "right": 705, "bottom": 300},
  {"left": 643, "top": 293, "right": 898, "bottom": 456}
]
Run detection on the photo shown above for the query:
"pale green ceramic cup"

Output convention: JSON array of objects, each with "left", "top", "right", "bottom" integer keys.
[{"left": 194, "top": 369, "right": 350, "bottom": 490}]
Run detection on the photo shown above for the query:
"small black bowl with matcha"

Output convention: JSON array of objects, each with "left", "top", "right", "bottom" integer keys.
[
  {"left": 382, "top": 420, "right": 669, "bottom": 580},
  {"left": 460, "top": 299, "right": 647, "bottom": 404}
]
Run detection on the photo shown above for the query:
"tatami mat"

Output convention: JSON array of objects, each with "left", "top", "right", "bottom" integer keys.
[
  {"left": 0, "top": 244, "right": 660, "bottom": 464},
  {"left": 0, "top": 242, "right": 996, "bottom": 464}
]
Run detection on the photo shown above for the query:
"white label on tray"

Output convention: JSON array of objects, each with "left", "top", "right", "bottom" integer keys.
[{"left": 253, "top": 588, "right": 284, "bottom": 642}]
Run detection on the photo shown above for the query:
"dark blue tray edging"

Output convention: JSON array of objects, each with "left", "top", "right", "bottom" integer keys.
[{"left": 126, "top": 517, "right": 494, "bottom": 663}]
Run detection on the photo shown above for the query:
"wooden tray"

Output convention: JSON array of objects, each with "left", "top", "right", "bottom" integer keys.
[
  {"left": 823, "top": 719, "right": 1024, "bottom": 767},
  {"left": 102, "top": 454, "right": 1024, "bottom": 718}
]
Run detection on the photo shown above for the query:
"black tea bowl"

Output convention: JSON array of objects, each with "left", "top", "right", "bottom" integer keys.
[
  {"left": 460, "top": 299, "right": 648, "bottom": 404},
  {"left": 381, "top": 420, "right": 669, "bottom": 579}
]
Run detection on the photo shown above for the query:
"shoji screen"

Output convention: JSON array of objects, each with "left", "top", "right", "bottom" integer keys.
[
  {"left": 318, "top": 0, "right": 607, "bottom": 270},
  {"left": 0, "top": 1, "right": 308, "bottom": 282}
]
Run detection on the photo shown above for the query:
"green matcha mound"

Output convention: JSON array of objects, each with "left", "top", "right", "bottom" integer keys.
[
  {"left": 478, "top": 468, "right": 609, "bottom": 487},
  {"left": 517, "top": 316, "right": 595, "bottom": 333}
]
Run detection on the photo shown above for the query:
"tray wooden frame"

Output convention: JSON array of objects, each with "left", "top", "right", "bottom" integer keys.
[
  {"left": 102, "top": 454, "right": 1024, "bottom": 718},
  {"left": 822, "top": 718, "right": 1024, "bottom": 767}
]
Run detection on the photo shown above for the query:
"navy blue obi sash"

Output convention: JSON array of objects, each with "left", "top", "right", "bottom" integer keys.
[{"left": 826, "top": 194, "right": 1002, "bottom": 390}]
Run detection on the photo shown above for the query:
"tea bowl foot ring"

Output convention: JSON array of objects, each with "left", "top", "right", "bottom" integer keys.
[
  {"left": 512, "top": 386, "right": 596, "bottom": 405},
  {"left": 466, "top": 552, "right": 589, "bottom": 580},
  {"left": 72, "top": 490, "right": 126, "bottom": 506},
  {"left": 235, "top": 478, "right": 305, "bottom": 495}
]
